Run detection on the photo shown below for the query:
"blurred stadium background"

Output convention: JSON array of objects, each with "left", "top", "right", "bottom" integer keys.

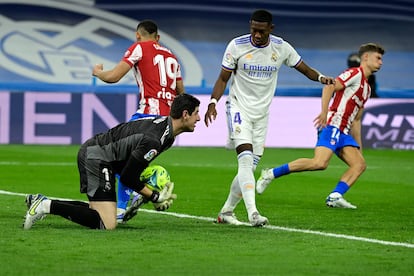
[{"left": 0, "top": 0, "right": 413, "bottom": 148}]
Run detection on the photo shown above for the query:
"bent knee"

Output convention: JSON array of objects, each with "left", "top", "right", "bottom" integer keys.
[
  {"left": 313, "top": 160, "right": 329, "bottom": 170},
  {"left": 105, "top": 222, "right": 117, "bottom": 230},
  {"left": 357, "top": 161, "right": 367, "bottom": 173},
  {"left": 350, "top": 160, "right": 366, "bottom": 175}
]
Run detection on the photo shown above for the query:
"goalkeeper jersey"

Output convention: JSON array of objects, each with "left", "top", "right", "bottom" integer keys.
[{"left": 80, "top": 116, "right": 174, "bottom": 190}]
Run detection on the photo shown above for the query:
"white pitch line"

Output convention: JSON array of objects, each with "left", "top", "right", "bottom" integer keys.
[
  {"left": 2, "top": 189, "right": 413, "bottom": 249},
  {"left": 0, "top": 161, "right": 74, "bottom": 166},
  {"left": 0, "top": 161, "right": 385, "bottom": 170}
]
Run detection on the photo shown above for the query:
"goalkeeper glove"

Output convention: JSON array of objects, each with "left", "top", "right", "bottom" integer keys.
[
  {"left": 153, "top": 198, "right": 174, "bottom": 211},
  {"left": 152, "top": 182, "right": 177, "bottom": 211},
  {"left": 150, "top": 182, "right": 176, "bottom": 202}
]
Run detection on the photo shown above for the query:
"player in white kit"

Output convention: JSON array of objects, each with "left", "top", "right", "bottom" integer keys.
[
  {"left": 256, "top": 43, "right": 385, "bottom": 209},
  {"left": 204, "top": 9, "right": 334, "bottom": 226}
]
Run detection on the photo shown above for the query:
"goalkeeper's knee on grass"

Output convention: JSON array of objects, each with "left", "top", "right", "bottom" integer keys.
[{"left": 51, "top": 200, "right": 106, "bottom": 229}]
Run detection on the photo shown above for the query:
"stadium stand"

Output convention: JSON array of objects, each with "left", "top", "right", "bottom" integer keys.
[{"left": 0, "top": 0, "right": 413, "bottom": 96}]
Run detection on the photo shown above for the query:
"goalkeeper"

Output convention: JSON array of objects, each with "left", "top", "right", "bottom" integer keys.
[{"left": 23, "top": 94, "right": 200, "bottom": 230}]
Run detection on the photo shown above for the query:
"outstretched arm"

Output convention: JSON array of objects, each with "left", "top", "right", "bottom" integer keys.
[
  {"left": 204, "top": 69, "right": 232, "bottom": 127},
  {"left": 92, "top": 61, "right": 131, "bottom": 83},
  {"left": 295, "top": 60, "right": 335, "bottom": 85}
]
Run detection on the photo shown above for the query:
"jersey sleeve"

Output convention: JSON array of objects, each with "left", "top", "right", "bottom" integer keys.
[
  {"left": 122, "top": 42, "right": 143, "bottom": 67},
  {"left": 119, "top": 136, "right": 161, "bottom": 192},
  {"left": 282, "top": 40, "right": 302, "bottom": 67},
  {"left": 221, "top": 40, "right": 237, "bottom": 71},
  {"left": 337, "top": 68, "right": 359, "bottom": 87}
]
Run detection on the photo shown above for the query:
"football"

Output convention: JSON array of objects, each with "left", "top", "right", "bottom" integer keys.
[{"left": 140, "top": 165, "right": 170, "bottom": 192}]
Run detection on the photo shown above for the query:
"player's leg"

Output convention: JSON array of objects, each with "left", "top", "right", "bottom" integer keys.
[
  {"left": 217, "top": 103, "right": 243, "bottom": 225},
  {"left": 88, "top": 201, "right": 117, "bottom": 229},
  {"left": 24, "top": 159, "right": 116, "bottom": 230},
  {"left": 23, "top": 194, "right": 110, "bottom": 230},
  {"left": 326, "top": 134, "right": 364, "bottom": 209},
  {"left": 288, "top": 146, "right": 334, "bottom": 171},
  {"left": 337, "top": 147, "right": 366, "bottom": 188},
  {"left": 72, "top": 152, "right": 117, "bottom": 229},
  {"left": 236, "top": 144, "right": 268, "bottom": 226},
  {"left": 233, "top": 113, "right": 267, "bottom": 226},
  {"left": 217, "top": 175, "right": 243, "bottom": 225},
  {"left": 116, "top": 177, "right": 132, "bottom": 221},
  {"left": 24, "top": 144, "right": 117, "bottom": 230},
  {"left": 69, "top": 158, "right": 117, "bottom": 229},
  {"left": 217, "top": 152, "right": 264, "bottom": 226},
  {"left": 257, "top": 126, "right": 336, "bottom": 194}
]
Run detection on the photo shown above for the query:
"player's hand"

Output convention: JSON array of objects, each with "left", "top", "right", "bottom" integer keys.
[
  {"left": 92, "top": 64, "right": 103, "bottom": 77},
  {"left": 153, "top": 198, "right": 174, "bottom": 211},
  {"left": 157, "top": 182, "right": 177, "bottom": 202},
  {"left": 204, "top": 104, "right": 217, "bottom": 127},
  {"left": 313, "top": 112, "right": 327, "bottom": 130},
  {"left": 320, "top": 75, "right": 335, "bottom": 85}
]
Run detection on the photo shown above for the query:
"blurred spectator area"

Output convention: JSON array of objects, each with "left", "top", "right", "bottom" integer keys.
[{"left": 1, "top": 0, "right": 413, "bottom": 97}]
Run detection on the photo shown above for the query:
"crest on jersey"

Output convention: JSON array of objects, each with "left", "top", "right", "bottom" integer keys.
[
  {"left": 225, "top": 53, "right": 233, "bottom": 63},
  {"left": 144, "top": 149, "right": 158, "bottom": 161},
  {"left": 271, "top": 53, "right": 278, "bottom": 62}
]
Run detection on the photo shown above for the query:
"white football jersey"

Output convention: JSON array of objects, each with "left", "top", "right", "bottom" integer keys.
[{"left": 222, "top": 34, "right": 301, "bottom": 120}]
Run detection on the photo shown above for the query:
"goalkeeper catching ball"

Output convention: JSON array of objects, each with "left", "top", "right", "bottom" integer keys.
[{"left": 24, "top": 94, "right": 200, "bottom": 230}]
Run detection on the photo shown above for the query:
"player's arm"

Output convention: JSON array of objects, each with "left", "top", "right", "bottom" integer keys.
[
  {"left": 119, "top": 138, "right": 165, "bottom": 202},
  {"left": 119, "top": 151, "right": 151, "bottom": 196},
  {"left": 295, "top": 60, "right": 335, "bottom": 85},
  {"left": 92, "top": 60, "right": 131, "bottom": 83},
  {"left": 350, "top": 108, "right": 364, "bottom": 152},
  {"left": 314, "top": 80, "right": 343, "bottom": 129},
  {"left": 204, "top": 68, "right": 232, "bottom": 126},
  {"left": 176, "top": 79, "right": 185, "bottom": 95}
]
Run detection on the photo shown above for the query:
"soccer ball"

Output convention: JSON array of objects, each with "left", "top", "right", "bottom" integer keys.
[{"left": 140, "top": 165, "right": 170, "bottom": 192}]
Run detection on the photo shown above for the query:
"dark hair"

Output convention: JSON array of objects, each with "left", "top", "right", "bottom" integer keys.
[
  {"left": 347, "top": 52, "right": 360, "bottom": 67},
  {"left": 170, "top": 94, "right": 200, "bottom": 119},
  {"left": 358, "top": 43, "right": 385, "bottom": 57},
  {"left": 136, "top": 20, "right": 158, "bottom": 35},
  {"left": 250, "top": 9, "right": 273, "bottom": 23}
]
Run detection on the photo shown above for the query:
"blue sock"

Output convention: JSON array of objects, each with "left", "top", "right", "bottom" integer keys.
[
  {"left": 272, "top": 164, "right": 290, "bottom": 178},
  {"left": 117, "top": 175, "right": 132, "bottom": 210},
  {"left": 332, "top": 181, "right": 350, "bottom": 195}
]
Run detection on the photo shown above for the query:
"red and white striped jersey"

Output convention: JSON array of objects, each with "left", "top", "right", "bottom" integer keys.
[
  {"left": 122, "top": 41, "right": 182, "bottom": 116},
  {"left": 327, "top": 67, "right": 371, "bottom": 134}
]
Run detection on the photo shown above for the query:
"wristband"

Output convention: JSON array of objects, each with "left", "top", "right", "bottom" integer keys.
[
  {"left": 209, "top": 98, "right": 218, "bottom": 105},
  {"left": 149, "top": 191, "right": 160, "bottom": 203},
  {"left": 318, "top": 74, "right": 325, "bottom": 83}
]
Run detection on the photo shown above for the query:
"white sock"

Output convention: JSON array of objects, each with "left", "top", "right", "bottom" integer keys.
[
  {"left": 253, "top": 154, "right": 261, "bottom": 171},
  {"left": 220, "top": 153, "right": 261, "bottom": 214},
  {"left": 220, "top": 175, "right": 242, "bottom": 213},
  {"left": 237, "top": 151, "right": 257, "bottom": 218}
]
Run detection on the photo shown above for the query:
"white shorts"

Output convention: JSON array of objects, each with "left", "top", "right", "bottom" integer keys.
[{"left": 225, "top": 101, "right": 269, "bottom": 156}]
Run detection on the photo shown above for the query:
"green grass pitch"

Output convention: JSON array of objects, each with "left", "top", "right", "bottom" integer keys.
[{"left": 0, "top": 145, "right": 413, "bottom": 275}]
